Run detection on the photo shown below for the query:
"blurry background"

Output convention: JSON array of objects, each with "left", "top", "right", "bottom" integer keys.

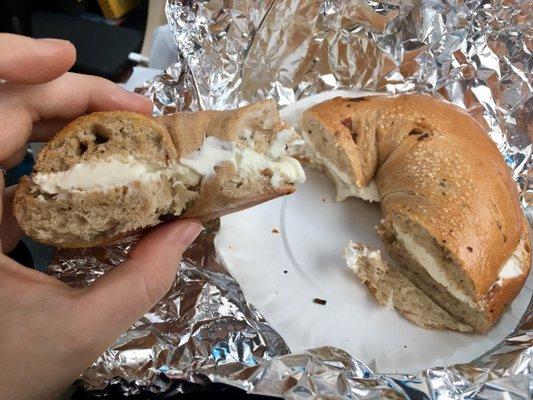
[{"left": 0, "top": 0, "right": 168, "bottom": 81}]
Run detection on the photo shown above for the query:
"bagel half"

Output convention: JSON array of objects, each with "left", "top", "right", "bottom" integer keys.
[
  {"left": 14, "top": 100, "right": 305, "bottom": 248},
  {"left": 301, "top": 94, "right": 530, "bottom": 333}
]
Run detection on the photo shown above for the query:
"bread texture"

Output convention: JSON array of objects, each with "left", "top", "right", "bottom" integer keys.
[
  {"left": 302, "top": 94, "right": 531, "bottom": 333},
  {"left": 344, "top": 242, "right": 472, "bottom": 332},
  {"left": 157, "top": 101, "right": 297, "bottom": 220},
  {"left": 14, "top": 101, "right": 305, "bottom": 248}
]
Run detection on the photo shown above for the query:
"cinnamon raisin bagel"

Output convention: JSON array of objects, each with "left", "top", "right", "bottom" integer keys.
[{"left": 302, "top": 94, "right": 530, "bottom": 333}]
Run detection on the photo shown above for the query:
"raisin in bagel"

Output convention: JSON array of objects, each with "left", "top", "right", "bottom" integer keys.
[
  {"left": 302, "top": 94, "right": 530, "bottom": 333},
  {"left": 14, "top": 100, "right": 305, "bottom": 248}
]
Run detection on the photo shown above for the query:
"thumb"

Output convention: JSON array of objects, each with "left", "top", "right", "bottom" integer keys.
[{"left": 73, "top": 219, "right": 202, "bottom": 350}]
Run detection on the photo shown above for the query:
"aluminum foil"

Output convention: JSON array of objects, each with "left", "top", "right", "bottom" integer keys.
[
  {"left": 50, "top": 221, "right": 290, "bottom": 394},
  {"left": 51, "top": 0, "right": 532, "bottom": 398}
]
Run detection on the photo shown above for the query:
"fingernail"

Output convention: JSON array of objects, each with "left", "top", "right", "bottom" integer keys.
[{"left": 175, "top": 221, "right": 203, "bottom": 247}]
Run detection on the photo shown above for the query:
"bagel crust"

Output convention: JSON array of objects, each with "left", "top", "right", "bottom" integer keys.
[{"left": 303, "top": 94, "right": 530, "bottom": 332}]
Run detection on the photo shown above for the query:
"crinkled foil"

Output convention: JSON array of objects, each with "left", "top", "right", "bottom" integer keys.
[
  {"left": 51, "top": 0, "right": 532, "bottom": 398},
  {"left": 50, "top": 222, "right": 290, "bottom": 394},
  {"left": 134, "top": 55, "right": 200, "bottom": 115}
]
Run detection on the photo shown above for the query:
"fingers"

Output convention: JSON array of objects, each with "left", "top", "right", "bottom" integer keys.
[
  {"left": 0, "top": 186, "right": 23, "bottom": 254},
  {"left": 73, "top": 220, "right": 202, "bottom": 348},
  {"left": 0, "top": 34, "right": 76, "bottom": 84},
  {"left": 0, "top": 175, "right": 4, "bottom": 253},
  {"left": 15, "top": 72, "right": 153, "bottom": 121},
  {"left": 0, "top": 72, "right": 153, "bottom": 163}
]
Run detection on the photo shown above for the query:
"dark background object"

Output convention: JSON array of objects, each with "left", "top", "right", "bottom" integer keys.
[
  {"left": 0, "top": 0, "right": 148, "bottom": 81},
  {"left": 0, "top": 0, "right": 34, "bottom": 35},
  {"left": 72, "top": 379, "right": 282, "bottom": 399},
  {"left": 32, "top": 10, "right": 143, "bottom": 80}
]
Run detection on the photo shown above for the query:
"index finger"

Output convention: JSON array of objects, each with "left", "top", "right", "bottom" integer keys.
[
  {"left": 0, "top": 73, "right": 153, "bottom": 164},
  {"left": 0, "top": 34, "right": 76, "bottom": 84}
]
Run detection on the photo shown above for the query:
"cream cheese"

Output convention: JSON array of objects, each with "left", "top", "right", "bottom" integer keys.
[
  {"left": 336, "top": 179, "right": 379, "bottom": 203},
  {"left": 33, "top": 156, "right": 200, "bottom": 195},
  {"left": 300, "top": 130, "right": 379, "bottom": 203},
  {"left": 395, "top": 225, "right": 527, "bottom": 304},
  {"left": 344, "top": 241, "right": 381, "bottom": 274},
  {"left": 180, "top": 132, "right": 306, "bottom": 188},
  {"left": 393, "top": 225, "right": 477, "bottom": 307},
  {"left": 33, "top": 129, "right": 305, "bottom": 195},
  {"left": 498, "top": 256, "right": 523, "bottom": 281},
  {"left": 180, "top": 136, "right": 235, "bottom": 177},
  {"left": 268, "top": 127, "right": 305, "bottom": 158},
  {"left": 237, "top": 148, "right": 306, "bottom": 187},
  {"left": 496, "top": 240, "right": 525, "bottom": 284}
]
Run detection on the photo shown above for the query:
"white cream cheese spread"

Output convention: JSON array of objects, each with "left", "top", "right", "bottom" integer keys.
[
  {"left": 496, "top": 239, "right": 525, "bottom": 284},
  {"left": 179, "top": 136, "right": 235, "bottom": 177},
  {"left": 300, "top": 130, "right": 378, "bottom": 202},
  {"left": 394, "top": 224, "right": 526, "bottom": 305},
  {"left": 268, "top": 128, "right": 305, "bottom": 158},
  {"left": 344, "top": 241, "right": 381, "bottom": 274},
  {"left": 497, "top": 257, "right": 523, "bottom": 281},
  {"left": 33, "top": 156, "right": 200, "bottom": 195},
  {"left": 393, "top": 225, "right": 477, "bottom": 307},
  {"left": 180, "top": 132, "right": 306, "bottom": 188},
  {"left": 33, "top": 129, "right": 305, "bottom": 194}
]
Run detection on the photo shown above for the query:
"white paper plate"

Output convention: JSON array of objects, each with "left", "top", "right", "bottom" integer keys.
[{"left": 215, "top": 91, "right": 533, "bottom": 373}]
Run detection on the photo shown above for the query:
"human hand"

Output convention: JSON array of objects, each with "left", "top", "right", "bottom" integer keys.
[{"left": 0, "top": 34, "right": 203, "bottom": 399}]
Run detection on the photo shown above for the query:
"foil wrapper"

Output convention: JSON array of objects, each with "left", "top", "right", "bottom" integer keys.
[
  {"left": 50, "top": 222, "right": 290, "bottom": 394},
  {"left": 51, "top": 0, "right": 532, "bottom": 398}
]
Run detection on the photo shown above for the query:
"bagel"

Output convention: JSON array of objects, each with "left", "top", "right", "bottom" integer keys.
[
  {"left": 301, "top": 94, "right": 530, "bottom": 333},
  {"left": 13, "top": 100, "right": 306, "bottom": 248},
  {"left": 344, "top": 242, "right": 473, "bottom": 332}
]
